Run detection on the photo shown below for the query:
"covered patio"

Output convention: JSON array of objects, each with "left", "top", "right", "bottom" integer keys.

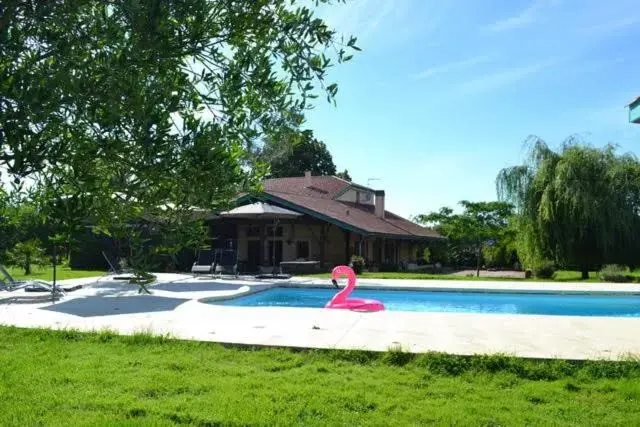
[{"left": 208, "top": 200, "right": 436, "bottom": 274}]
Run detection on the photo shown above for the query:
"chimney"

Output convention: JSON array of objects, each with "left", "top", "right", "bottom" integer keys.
[
  {"left": 304, "top": 170, "right": 312, "bottom": 187},
  {"left": 374, "top": 190, "right": 385, "bottom": 219}
]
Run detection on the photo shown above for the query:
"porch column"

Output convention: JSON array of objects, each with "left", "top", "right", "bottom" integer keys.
[
  {"left": 344, "top": 230, "right": 351, "bottom": 264},
  {"left": 259, "top": 223, "right": 266, "bottom": 266},
  {"left": 319, "top": 224, "right": 327, "bottom": 268}
]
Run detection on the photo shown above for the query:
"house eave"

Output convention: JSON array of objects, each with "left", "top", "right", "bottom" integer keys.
[
  {"left": 232, "top": 193, "right": 444, "bottom": 241},
  {"left": 234, "top": 192, "right": 369, "bottom": 236}
]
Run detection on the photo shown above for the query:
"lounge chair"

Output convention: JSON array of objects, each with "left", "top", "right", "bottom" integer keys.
[
  {"left": 0, "top": 263, "right": 66, "bottom": 295},
  {"left": 214, "top": 249, "right": 238, "bottom": 277},
  {"left": 101, "top": 251, "right": 132, "bottom": 276},
  {"left": 191, "top": 249, "right": 216, "bottom": 275}
]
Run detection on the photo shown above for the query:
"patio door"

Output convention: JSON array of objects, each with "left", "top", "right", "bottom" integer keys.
[{"left": 247, "top": 240, "right": 261, "bottom": 272}]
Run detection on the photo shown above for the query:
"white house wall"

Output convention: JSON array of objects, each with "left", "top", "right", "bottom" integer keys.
[{"left": 336, "top": 189, "right": 374, "bottom": 205}]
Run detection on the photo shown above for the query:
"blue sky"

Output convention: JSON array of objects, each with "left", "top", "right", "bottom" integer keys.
[{"left": 308, "top": 0, "right": 640, "bottom": 218}]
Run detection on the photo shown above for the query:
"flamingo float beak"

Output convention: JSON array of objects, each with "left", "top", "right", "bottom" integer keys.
[{"left": 331, "top": 279, "right": 339, "bottom": 288}]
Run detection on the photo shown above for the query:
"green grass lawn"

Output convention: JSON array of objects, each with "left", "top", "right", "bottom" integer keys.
[
  {"left": 304, "top": 270, "right": 636, "bottom": 283},
  {"left": 1, "top": 326, "right": 639, "bottom": 425},
  {"left": 4, "top": 265, "right": 105, "bottom": 282}
]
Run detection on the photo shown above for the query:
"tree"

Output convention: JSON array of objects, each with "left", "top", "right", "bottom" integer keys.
[
  {"left": 496, "top": 136, "right": 640, "bottom": 279},
  {"left": 6, "top": 239, "right": 47, "bottom": 275},
  {"left": 0, "top": 188, "right": 12, "bottom": 260},
  {"left": 336, "top": 169, "right": 352, "bottom": 181},
  {"left": 1, "top": 1, "right": 359, "bottom": 284},
  {"left": 416, "top": 201, "right": 514, "bottom": 277},
  {"left": 263, "top": 131, "right": 338, "bottom": 178}
]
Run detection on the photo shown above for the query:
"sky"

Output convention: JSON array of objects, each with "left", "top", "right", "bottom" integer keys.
[{"left": 307, "top": 0, "right": 640, "bottom": 218}]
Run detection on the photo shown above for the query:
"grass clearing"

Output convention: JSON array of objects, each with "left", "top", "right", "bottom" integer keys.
[
  {"left": 3, "top": 266, "right": 104, "bottom": 282},
  {"left": 1, "top": 326, "right": 639, "bottom": 425}
]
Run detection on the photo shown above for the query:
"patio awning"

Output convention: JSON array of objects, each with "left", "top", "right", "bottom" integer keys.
[{"left": 220, "top": 202, "right": 302, "bottom": 220}]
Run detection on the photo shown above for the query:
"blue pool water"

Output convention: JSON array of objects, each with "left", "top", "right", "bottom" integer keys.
[{"left": 214, "top": 287, "right": 640, "bottom": 317}]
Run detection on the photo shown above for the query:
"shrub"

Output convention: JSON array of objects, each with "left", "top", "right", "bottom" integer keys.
[
  {"left": 382, "top": 345, "right": 413, "bottom": 366},
  {"left": 524, "top": 269, "right": 533, "bottom": 279},
  {"left": 531, "top": 260, "right": 555, "bottom": 279},
  {"left": 349, "top": 255, "right": 365, "bottom": 275},
  {"left": 599, "top": 264, "right": 631, "bottom": 283},
  {"left": 421, "top": 247, "right": 431, "bottom": 264}
]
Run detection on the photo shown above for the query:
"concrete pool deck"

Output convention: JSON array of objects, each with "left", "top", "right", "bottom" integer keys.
[{"left": 1, "top": 273, "right": 640, "bottom": 360}]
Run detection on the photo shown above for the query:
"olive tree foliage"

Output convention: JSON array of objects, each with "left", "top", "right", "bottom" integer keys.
[
  {"left": 0, "top": 1, "right": 359, "bottom": 284},
  {"left": 496, "top": 136, "right": 640, "bottom": 279}
]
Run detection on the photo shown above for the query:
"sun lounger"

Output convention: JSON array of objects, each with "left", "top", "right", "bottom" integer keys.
[
  {"left": 101, "top": 251, "right": 133, "bottom": 275},
  {"left": 191, "top": 249, "right": 216, "bottom": 275},
  {"left": 214, "top": 249, "right": 238, "bottom": 277},
  {"left": 0, "top": 263, "right": 66, "bottom": 295}
]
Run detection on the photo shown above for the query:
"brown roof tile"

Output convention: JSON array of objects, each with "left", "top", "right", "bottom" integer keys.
[
  {"left": 260, "top": 175, "right": 441, "bottom": 239},
  {"left": 264, "top": 176, "right": 349, "bottom": 199}
]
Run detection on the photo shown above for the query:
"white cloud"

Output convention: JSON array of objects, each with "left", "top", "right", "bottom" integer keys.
[
  {"left": 484, "top": 0, "right": 557, "bottom": 32},
  {"left": 456, "top": 61, "right": 554, "bottom": 95},
  {"left": 318, "top": 0, "right": 408, "bottom": 43},
  {"left": 413, "top": 55, "right": 494, "bottom": 79},
  {"left": 580, "top": 15, "right": 640, "bottom": 36}
]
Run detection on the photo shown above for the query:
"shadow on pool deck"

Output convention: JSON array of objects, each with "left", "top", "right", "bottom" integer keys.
[
  {"left": 150, "top": 281, "right": 245, "bottom": 293},
  {"left": 39, "top": 295, "right": 188, "bottom": 317}
]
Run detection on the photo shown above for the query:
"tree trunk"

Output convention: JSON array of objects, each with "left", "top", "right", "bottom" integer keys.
[
  {"left": 581, "top": 266, "right": 589, "bottom": 280},
  {"left": 476, "top": 245, "right": 481, "bottom": 277}
]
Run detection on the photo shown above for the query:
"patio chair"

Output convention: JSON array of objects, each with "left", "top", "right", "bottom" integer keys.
[
  {"left": 214, "top": 249, "right": 238, "bottom": 278},
  {"left": 0, "top": 263, "right": 65, "bottom": 295},
  {"left": 191, "top": 249, "right": 216, "bottom": 275}
]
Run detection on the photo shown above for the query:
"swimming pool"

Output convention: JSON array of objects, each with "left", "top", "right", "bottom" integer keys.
[{"left": 213, "top": 287, "right": 640, "bottom": 317}]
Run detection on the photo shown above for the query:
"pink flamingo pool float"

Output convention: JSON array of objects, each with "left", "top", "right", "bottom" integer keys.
[{"left": 325, "top": 265, "right": 385, "bottom": 312}]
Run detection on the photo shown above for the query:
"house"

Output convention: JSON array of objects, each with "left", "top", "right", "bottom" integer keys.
[
  {"left": 208, "top": 172, "right": 443, "bottom": 273},
  {"left": 628, "top": 96, "right": 640, "bottom": 124}
]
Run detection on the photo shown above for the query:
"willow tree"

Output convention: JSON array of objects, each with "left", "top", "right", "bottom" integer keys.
[
  {"left": 1, "top": 1, "right": 358, "bottom": 283},
  {"left": 496, "top": 136, "right": 640, "bottom": 279}
]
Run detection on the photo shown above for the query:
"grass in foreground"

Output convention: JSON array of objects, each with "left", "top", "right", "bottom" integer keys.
[
  {"left": 4, "top": 266, "right": 104, "bottom": 282},
  {"left": 304, "top": 270, "right": 631, "bottom": 283},
  {"left": 1, "top": 326, "right": 639, "bottom": 425}
]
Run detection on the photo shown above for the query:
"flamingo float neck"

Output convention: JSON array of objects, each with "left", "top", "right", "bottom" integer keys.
[
  {"left": 325, "top": 265, "right": 385, "bottom": 312},
  {"left": 329, "top": 265, "right": 356, "bottom": 305}
]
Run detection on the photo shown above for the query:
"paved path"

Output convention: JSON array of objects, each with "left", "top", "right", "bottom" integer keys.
[{"left": 1, "top": 274, "right": 639, "bottom": 360}]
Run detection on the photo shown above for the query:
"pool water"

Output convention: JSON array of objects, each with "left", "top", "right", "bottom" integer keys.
[{"left": 214, "top": 287, "right": 640, "bottom": 317}]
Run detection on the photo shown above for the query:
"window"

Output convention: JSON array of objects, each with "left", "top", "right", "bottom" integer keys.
[
  {"left": 296, "top": 241, "right": 310, "bottom": 259},
  {"left": 246, "top": 226, "right": 260, "bottom": 237},
  {"left": 266, "top": 226, "right": 283, "bottom": 237}
]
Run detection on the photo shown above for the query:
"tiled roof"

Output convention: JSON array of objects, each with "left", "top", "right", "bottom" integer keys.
[
  {"left": 264, "top": 176, "right": 348, "bottom": 199},
  {"left": 260, "top": 175, "right": 441, "bottom": 239}
]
